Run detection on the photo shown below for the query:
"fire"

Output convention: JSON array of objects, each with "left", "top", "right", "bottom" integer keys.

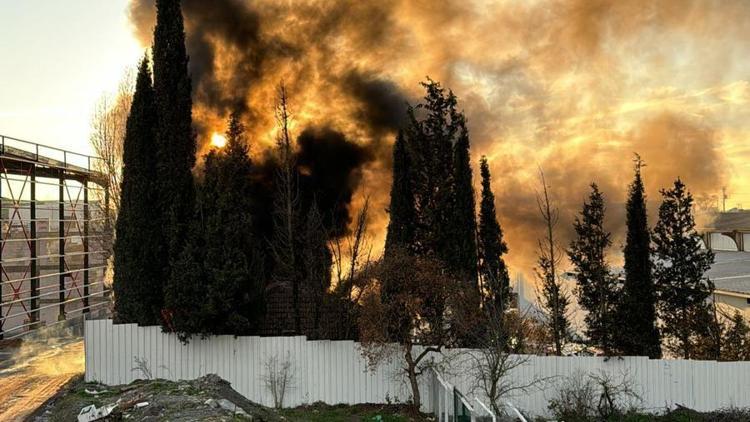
[{"left": 210, "top": 132, "right": 227, "bottom": 148}]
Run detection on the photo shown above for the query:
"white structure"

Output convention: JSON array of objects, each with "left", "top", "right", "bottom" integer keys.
[
  {"left": 702, "top": 210, "right": 750, "bottom": 252},
  {"left": 700, "top": 212, "right": 750, "bottom": 318},
  {"left": 86, "top": 319, "right": 750, "bottom": 418},
  {"left": 709, "top": 251, "right": 750, "bottom": 318}
]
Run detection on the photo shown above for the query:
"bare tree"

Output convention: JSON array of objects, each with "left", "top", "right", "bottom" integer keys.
[
  {"left": 268, "top": 82, "right": 302, "bottom": 332},
  {"left": 89, "top": 67, "right": 135, "bottom": 283},
  {"left": 331, "top": 197, "right": 373, "bottom": 296},
  {"left": 89, "top": 67, "right": 135, "bottom": 215},
  {"left": 262, "top": 353, "right": 296, "bottom": 409},
  {"left": 535, "top": 169, "right": 570, "bottom": 356},
  {"left": 358, "top": 248, "right": 456, "bottom": 410},
  {"left": 456, "top": 294, "right": 551, "bottom": 416},
  {"left": 548, "top": 369, "right": 642, "bottom": 420},
  {"left": 329, "top": 197, "right": 374, "bottom": 339}
]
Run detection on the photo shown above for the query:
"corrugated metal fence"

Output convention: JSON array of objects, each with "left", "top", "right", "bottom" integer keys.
[{"left": 85, "top": 319, "right": 750, "bottom": 417}]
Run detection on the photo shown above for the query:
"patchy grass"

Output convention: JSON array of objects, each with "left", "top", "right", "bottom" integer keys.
[
  {"left": 280, "top": 402, "right": 430, "bottom": 422},
  {"left": 33, "top": 376, "right": 429, "bottom": 422},
  {"left": 534, "top": 407, "right": 750, "bottom": 422}
]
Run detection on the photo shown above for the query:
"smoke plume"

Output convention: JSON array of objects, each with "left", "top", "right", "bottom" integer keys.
[{"left": 128, "top": 0, "right": 749, "bottom": 277}]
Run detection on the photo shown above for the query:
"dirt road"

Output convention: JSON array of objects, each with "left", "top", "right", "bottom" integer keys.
[{"left": 0, "top": 340, "right": 84, "bottom": 421}]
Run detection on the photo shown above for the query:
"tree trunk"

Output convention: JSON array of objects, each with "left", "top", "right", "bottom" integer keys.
[{"left": 404, "top": 344, "right": 421, "bottom": 411}]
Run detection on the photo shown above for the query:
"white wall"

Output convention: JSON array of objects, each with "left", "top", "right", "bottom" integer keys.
[
  {"left": 711, "top": 233, "right": 739, "bottom": 251},
  {"left": 85, "top": 319, "right": 750, "bottom": 417},
  {"left": 715, "top": 292, "right": 750, "bottom": 319}
]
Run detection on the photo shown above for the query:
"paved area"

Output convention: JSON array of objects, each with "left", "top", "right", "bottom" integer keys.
[{"left": 0, "top": 340, "right": 83, "bottom": 421}]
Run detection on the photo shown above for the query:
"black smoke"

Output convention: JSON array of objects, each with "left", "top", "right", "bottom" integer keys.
[
  {"left": 130, "top": 0, "right": 408, "bottom": 234},
  {"left": 341, "top": 70, "right": 410, "bottom": 136},
  {"left": 296, "top": 127, "right": 375, "bottom": 235}
]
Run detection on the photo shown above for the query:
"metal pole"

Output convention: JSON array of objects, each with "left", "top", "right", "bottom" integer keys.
[
  {"left": 58, "top": 172, "right": 65, "bottom": 321},
  {"left": 0, "top": 165, "right": 3, "bottom": 340},
  {"left": 30, "top": 164, "right": 39, "bottom": 327},
  {"left": 83, "top": 178, "right": 89, "bottom": 313}
]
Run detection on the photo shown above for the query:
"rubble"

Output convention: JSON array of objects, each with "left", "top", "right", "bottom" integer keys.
[
  {"left": 77, "top": 403, "right": 116, "bottom": 422},
  {"left": 32, "top": 374, "right": 285, "bottom": 421}
]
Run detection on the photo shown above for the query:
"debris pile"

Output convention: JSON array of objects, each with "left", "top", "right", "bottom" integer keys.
[{"left": 32, "top": 374, "right": 285, "bottom": 421}]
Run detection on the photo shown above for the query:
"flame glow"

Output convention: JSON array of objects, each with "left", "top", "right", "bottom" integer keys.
[
  {"left": 210, "top": 132, "right": 227, "bottom": 148},
  {"left": 128, "top": 0, "right": 750, "bottom": 279}
]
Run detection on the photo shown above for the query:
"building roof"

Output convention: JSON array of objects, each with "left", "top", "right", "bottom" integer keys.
[
  {"left": 709, "top": 251, "right": 750, "bottom": 296},
  {"left": 702, "top": 211, "right": 750, "bottom": 232}
]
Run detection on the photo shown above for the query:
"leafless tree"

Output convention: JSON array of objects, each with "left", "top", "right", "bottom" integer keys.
[
  {"left": 89, "top": 67, "right": 135, "bottom": 281},
  {"left": 331, "top": 197, "right": 373, "bottom": 297},
  {"left": 329, "top": 197, "right": 374, "bottom": 339},
  {"left": 548, "top": 369, "right": 642, "bottom": 419},
  {"left": 534, "top": 168, "right": 570, "bottom": 356},
  {"left": 268, "top": 82, "right": 302, "bottom": 331},
  {"left": 262, "top": 353, "right": 296, "bottom": 409},
  {"left": 89, "top": 67, "right": 135, "bottom": 215},
  {"left": 451, "top": 286, "right": 550, "bottom": 416},
  {"left": 131, "top": 356, "right": 153, "bottom": 380},
  {"left": 358, "top": 248, "right": 456, "bottom": 410}
]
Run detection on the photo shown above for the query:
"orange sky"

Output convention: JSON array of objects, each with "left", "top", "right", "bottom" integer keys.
[
  {"left": 2, "top": 0, "right": 748, "bottom": 283},
  {"left": 128, "top": 0, "right": 750, "bottom": 277}
]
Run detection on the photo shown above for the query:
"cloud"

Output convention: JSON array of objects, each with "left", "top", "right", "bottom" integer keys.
[{"left": 127, "top": 0, "right": 746, "bottom": 276}]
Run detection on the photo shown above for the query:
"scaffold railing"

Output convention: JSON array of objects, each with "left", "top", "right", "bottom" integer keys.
[{"left": 0, "top": 134, "right": 113, "bottom": 340}]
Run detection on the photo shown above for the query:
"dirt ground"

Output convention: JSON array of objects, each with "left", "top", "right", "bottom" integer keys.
[
  {"left": 0, "top": 339, "right": 84, "bottom": 422},
  {"left": 31, "top": 374, "right": 429, "bottom": 421}
]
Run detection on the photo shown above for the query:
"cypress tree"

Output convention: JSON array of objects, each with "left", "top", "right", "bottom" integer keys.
[
  {"left": 616, "top": 155, "right": 661, "bottom": 358},
  {"left": 165, "top": 113, "right": 265, "bottom": 340},
  {"left": 653, "top": 178, "right": 714, "bottom": 358},
  {"left": 301, "top": 202, "right": 331, "bottom": 338},
  {"left": 384, "top": 130, "right": 416, "bottom": 257},
  {"left": 406, "top": 80, "right": 459, "bottom": 261},
  {"left": 164, "top": 217, "right": 206, "bottom": 341},
  {"left": 203, "top": 113, "right": 265, "bottom": 335},
  {"left": 113, "top": 56, "right": 162, "bottom": 325},
  {"left": 477, "top": 157, "right": 510, "bottom": 312},
  {"left": 153, "top": 0, "right": 196, "bottom": 288},
  {"left": 722, "top": 312, "right": 750, "bottom": 361},
  {"left": 568, "top": 183, "right": 618, "bottom": 355},
  {"left": 450, "top": 123, "right": 478, "bottom": 282},
  {"left": 400, "top": 80, "right": 468, "bottom": 334},
  {"left": 691, "top": 303, "right": 723, "bottom": 360}
]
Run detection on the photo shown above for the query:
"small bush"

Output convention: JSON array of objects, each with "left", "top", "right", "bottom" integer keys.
[{"left": 548, "top": 370, "right": 642, "bottom": 421}]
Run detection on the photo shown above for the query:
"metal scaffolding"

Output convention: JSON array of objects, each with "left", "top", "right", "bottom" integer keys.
[{"left": 0, "top": 134, "right": 111, "bottom": 339}]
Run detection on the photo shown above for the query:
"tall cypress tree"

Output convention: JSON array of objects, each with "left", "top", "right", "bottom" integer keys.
[
  {"left": 616, "top": 155, "right": 661, "bottom": 358},
  {"left": 450, "top": 123, "right": 478, "bottom": 282},
  {"left": 153, "top": 0, "right": 196, "bottom": 289},
  {"left": 406, "top": 80, "right": 460, "bottom": 261},
  {"left": 384, "top": 130, "right": 416, "bottom": 257},
  {"left": 113, "top": 56, "right": 162, "bottom": 325},
  {"left": 165, "top": 113, "right": 265, "bottom": 340},
  {"left": 301, "top": 202, "right": 331, "bottom": 338},
  {"left": 568, "top": 183, "right": 618, "bottom": 354},
  {"left": 653, "top": 178, "right": 714, "bottom": 359},
  {"left": 400, "top": 80, "right": 469, "bottom": 335},
  {"left": 477, "top": 157, "right": 510, "bottom": 311},
  {"left": 203, "top": 113, "right": 265, "bottom": 335}
]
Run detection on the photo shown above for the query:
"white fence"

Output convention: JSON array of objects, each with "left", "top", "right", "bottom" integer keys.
[{"left": 85, "top": 319, "right": 750, "bottom": 417}]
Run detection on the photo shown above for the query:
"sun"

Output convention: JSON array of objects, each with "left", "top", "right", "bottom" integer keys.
[{"left": 210, "top": 132, "right": 227, "bottom": 148}]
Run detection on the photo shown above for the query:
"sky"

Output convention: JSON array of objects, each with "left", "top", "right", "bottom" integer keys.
[
  {"left": 0, "top": 0, "right": 141, "bottom": 156},
  {"left": 2, "top": 0, "right": 750, "bottom": 281}
]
